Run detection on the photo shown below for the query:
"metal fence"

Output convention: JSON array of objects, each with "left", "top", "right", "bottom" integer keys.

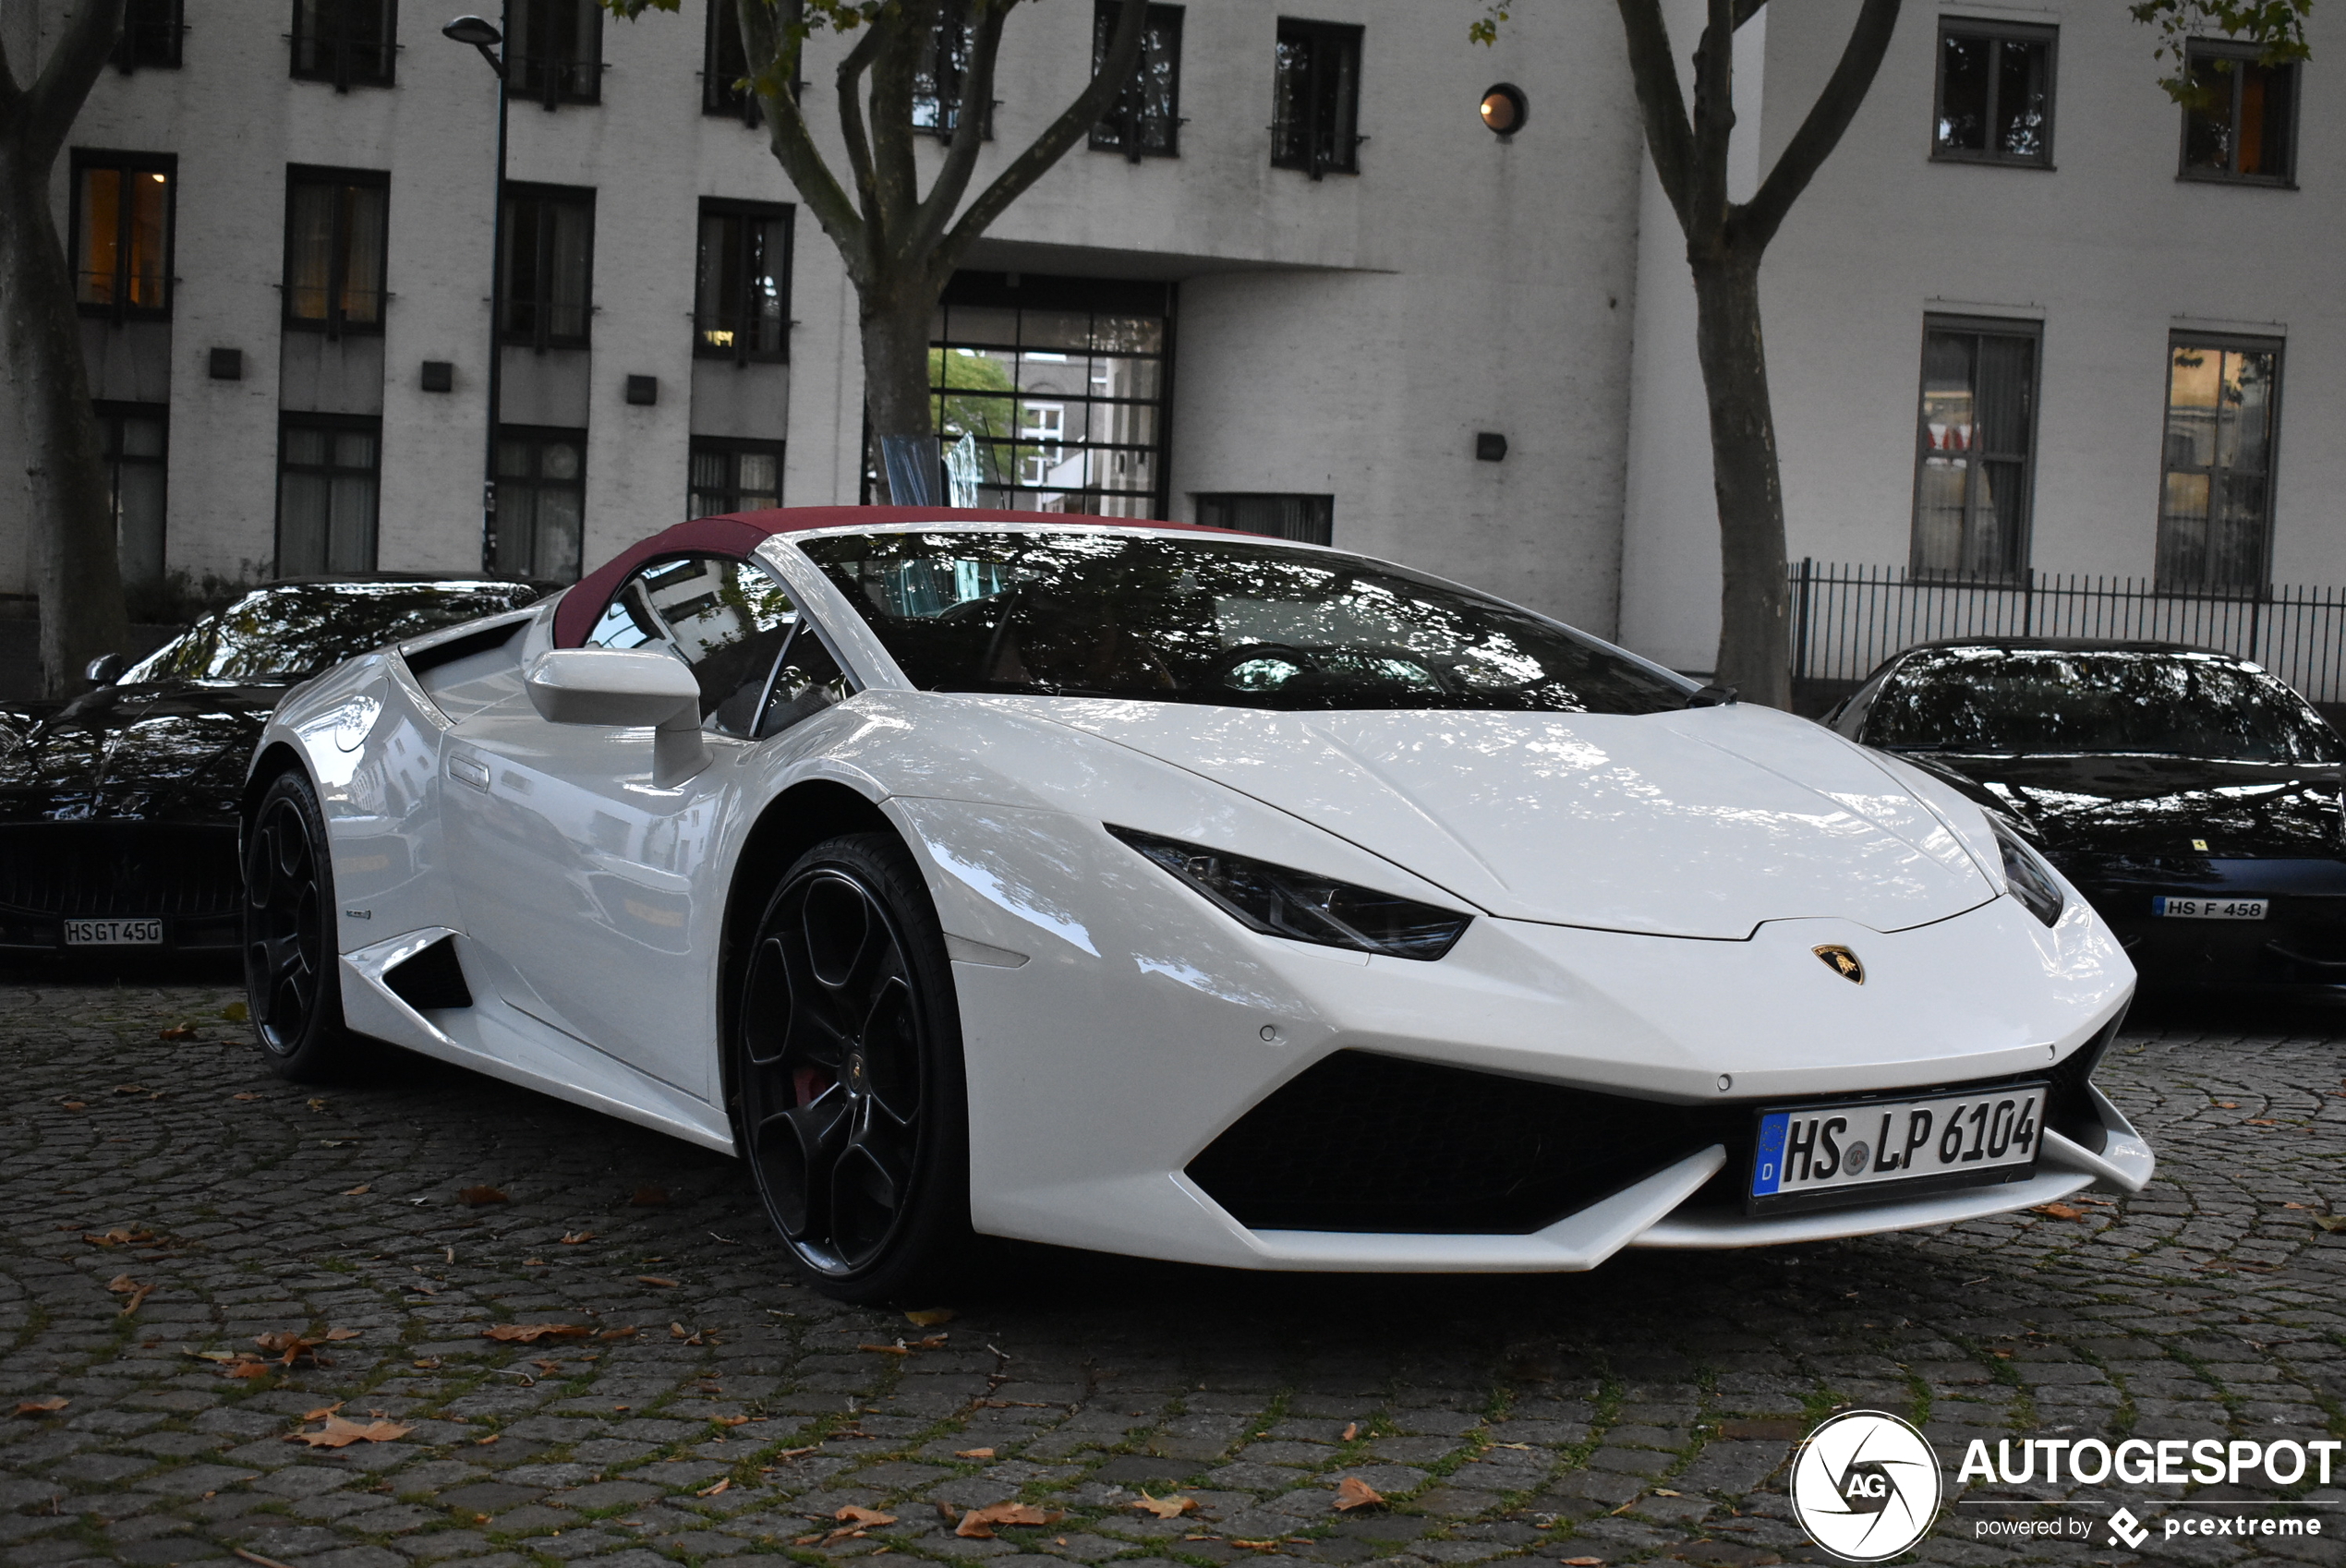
[{"left": 1790, "top": 561, "right": 2346, "bottom": 704}]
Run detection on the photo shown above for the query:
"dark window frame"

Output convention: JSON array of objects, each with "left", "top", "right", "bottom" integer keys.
[
  {"left": 694, "top": 199, "right": 794, "bottom": 364},
  {"left": 689, "top": 437, "right": 788, "bottom": 517},
  {"left": 93, "top": 400, "right": 169, "bottom": 588},
  {"left": 282, "top": 164, "right": 391, "bottom": 339},
  {"left": 274, "top": 411, "right": 382, "bottom": 576},
  {"left": 912, "top": 0, "right": 995, "bottom": 141},
  {"left": 2177, "top": 38, "right": 2300, "bottom": 186},
  {"left": 289, "top": 0, "right": 398, "bottom": 91},
  {"left": 114, "top": 0, "right": 185, "bottom": 71},
  {"left": 1908, "top": 312, "right": 2044, "bottom": 585},
  {"left": 1090, "top": 1, "right": 1185, "bottom": 160},
  {"left": 508, "top": 0, "right": 605, "bottom": 108},
  {"left": 1271, "top": 17, "right": 1364, "bottom": 177},
  {"left": 699, "top": 0, "right": 804, "bottom": 121},
  {"left": 495, "top": 423, "right": 589, "bottom": 582},
  {"left": 1194, "top": 493, "right": 1333, "bottom": 545},
  {"left": 2155, "top": 331, "right": 2285, "bottom": 595},
  {"left": 500, "top": 182, "right": 597, "bottom": 351},
  {"left": 1929, "top": 18, "right": 2057, "bottom": 168},
  {"left": 68, "top": 148, "right": 177, "bottom": 323}
]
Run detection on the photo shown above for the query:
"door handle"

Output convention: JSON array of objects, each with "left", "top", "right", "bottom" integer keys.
[{"left": 448, "top": 753, "right": 490, "bottom": 792}]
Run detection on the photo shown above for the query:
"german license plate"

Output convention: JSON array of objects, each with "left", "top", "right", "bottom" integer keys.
[
  {"left": 64, "top": 917, "right": 163, "bottom": 946},
  {"left": 2153, "top": 896, "right": 2267, "bottom": 920},
  {"left": 1750, "top": 1083, "right": 2045, "bottom": 1208}
]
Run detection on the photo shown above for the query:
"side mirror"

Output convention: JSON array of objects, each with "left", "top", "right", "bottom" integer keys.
[
  {"left": 524, "top": 647, "right": 709, "bottom": 788},
  {"left": 85, "top": 653, "right": 126, "bottom": 686}
]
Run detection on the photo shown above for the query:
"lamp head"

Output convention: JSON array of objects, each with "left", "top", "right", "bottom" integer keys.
[{"left": 442, "top": 14, "right": 502, "bottom": 47}]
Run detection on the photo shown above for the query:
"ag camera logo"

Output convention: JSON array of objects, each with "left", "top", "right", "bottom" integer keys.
[{"left": 1791, "top": 1411, "right": 1942, "bottom": 1562}]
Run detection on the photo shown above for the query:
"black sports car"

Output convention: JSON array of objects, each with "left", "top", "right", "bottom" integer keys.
[
  {"left": 1829, "top": 638, "right": 2346, "bottom": 989},
  {"left": 0, "top": 577, "right": 539, "bottom": 959}
]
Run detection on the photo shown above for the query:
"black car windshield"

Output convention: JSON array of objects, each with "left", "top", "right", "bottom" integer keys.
[
  {"left": 124, "top": 582, "right": 538, "bottom": 683},
  {"left": 798, "top": 529, "right": 1692, "bottom": 714},
  {"left": 1865, "top": 646, "right": 2343, "bottom": 764}
]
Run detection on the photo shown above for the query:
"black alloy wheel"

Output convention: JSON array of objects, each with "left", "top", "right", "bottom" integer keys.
[
  {"left": 243, "top": 770, "right": 353, "bottom": 1080},
  {"left": 735, "top": 832, "right": 973, "bottom": 1301}
]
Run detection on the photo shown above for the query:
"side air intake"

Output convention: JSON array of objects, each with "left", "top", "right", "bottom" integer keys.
[{"left": 382, "top": 935, "right": 474, "bottom": 1010}]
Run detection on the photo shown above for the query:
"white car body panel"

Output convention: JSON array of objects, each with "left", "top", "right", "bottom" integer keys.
[{"left": 249, "top": 519, "right": 2150, "bottom": 1272}]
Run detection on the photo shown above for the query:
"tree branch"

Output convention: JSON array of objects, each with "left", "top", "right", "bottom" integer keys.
[
  {"left": 1611, "top": 0, "right": 1697, "bottom": 233},
  {"left": 901, "top": 0, "right": 1012, "bottom": 271},
  {"left": 930, "top": 0, "right": 1148, "bottom": 282},
  {"left": 739, "top": 0, "right": 867, "bottom": 281},
  {"left": 23, "top": 0, "right": 124, "bottom": 165},
  {"left": 1733, "top": 0, "right": 1766, "bottom": 30},
  {"left": 867, "top": 0, "right": 943, "bottom": 251},
  {"left": 832, "top": 15, "right": 890, "bottom": 264},
  {"left": 1684, "top": 0, "right": 1736, "bottom": 244},
  {"left": 1732, "top": 0, "right": 1901, "bottom": 252}
]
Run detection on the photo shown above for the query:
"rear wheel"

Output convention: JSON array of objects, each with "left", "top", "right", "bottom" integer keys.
[
  {"left": 244, "top": 770, "right": 356, "bottom": 1081},
  {"left": 733, "top": 833, "right": 974, "bottom": 1303}
]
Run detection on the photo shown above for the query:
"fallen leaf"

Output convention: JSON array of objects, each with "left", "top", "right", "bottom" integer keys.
[
  {"left": 717, "top": 1414, "right": 751, "bottom": 1428},
  {"left": 286, "top": 1414, "right": 413, "bottom": 1448},
  {"left": 1230, "top": 1541, "right": 1281, "bottom": 1552},
  {"left": 108, "top": 1276, "right": 155, "bottom": 1315},
  {"left": 859, "top": 1342, "right": 912, "bottom": 1356},
  {"left": 904, "top": 1308, "right": 955, "bottom": 1326},
  {"left": 631, "top": 1185, "right": 670, "bottom": 1207},
  {"left": 340, "top": 1184, "right": 370, "bottom": 1196},
  {"left": 2285, "top": 1201, "right": 2307, "bottom": 1209},
  {"left": 58, "top": 1099, "right": 86, "bottom": 1110},
  {"left": 1334, "top": 1477, "right": 1385, "bottom": 1512},
  {"left": 523, "top": 1258, "right": 546, "bottom": 1266},
  {"left": 561, "top": 1231, "right": 594, "bottom": 1245},
  {"left": 254, "top": 1330, "right": 325, "bottom": 1364},
  {"left": 836, "top": 1506, "right": 898, "bottom": 1526},
  {"left": 159, "top": 1025, "right": 195, "bottom": 1040},
  {"left": 84, "top": 1227, "right": 154, "bottom": 1247},
  {"left": 458, "top": 1186, "right": 508, "bottom": 1206},
  {"left": 936, "top": 1502, "right": 961, "bottom": 1522},
  {"left": 221, "top": 1001, "right": 249, "bottom": 1022},
  {"left": 2031, "top": 1202, "right": 2087, "bottom": 1221},
  {"left": 301, "top": 1403, "right": 345, "bottom": 1421},
  {"left": 223, "top": 1361, "right": 273, "bottom": 1381},
  {"left": 2248, "top": 1118, "right": 2279, "bottom": 1127},
  {"left": 307, "top": 1097, "right": 326, "bottom": 1111},
  {"left": 957, "top": 1446, "right": 998, "bottom": 1460},
  {"left": 1651, "top": 1489, "right": 1683, "bottom": 1497},
  {"left": 1341, "top": 1422, "right": 1359, "bottom": 1441},
  {"left": 113, "top": 1084, "right": 146, "bottom": 1095},
  {"left": 412, "top": 1357, "right": 443, "bottom": 1369},
  {"left": 481, "top": 1323, "right": 591, "bottom": 1344},
  {"left": 957, "top": 1502, "right": 1062, "bottom": 1538},
  {"left": 531, "top": 1359, "right": 563, "bottom": 1373},
  {"left": 793, "top": 1535, "right": 824, "bottom": 1546},
  {"left": 2216, "top": 1101, "right": 2238, "bottom": 1108},
  {"left": 1991, "top": 1348, "right": 2015, "bottom": 1358},
  {"left": 233, "top": 1092, "right": 260, "bottom": 1102},
  {"left": 324, "top": 1328, "right": 361, "bottom": 1342},
  {"left": 599, "top": 1325, "right": 638, "bottom": 1341},
  {"left": 475, "top": 1433, "right": 500, "bottom": 1445},
  {"left": 1131, "top": 1492, "right": 1198, "bottom": 1518},
  {"left": 2314, "top": 1213, "right": 2346, "bottom": 1233},
  {"left": 699, "top": 1478, "right": 732, "bottom": 1497},
  {"left": 1563, "top": 1558, "right": 1606, "bottom": 1566},
  {"left": 234, "top": 1550, "right": 299, "bottom": 1568},
  {"left": 638, "top": 1275, "right": 679, "bottom": 1287},
  {"left": 13, "top": 1397, "right": 67, "bottom": 1416}
]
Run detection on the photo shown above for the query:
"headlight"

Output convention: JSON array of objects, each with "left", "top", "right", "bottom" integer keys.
[
  {"left": 1989, "top": 816, "right": 2064, "bottom": 928},
  {"left": 1107, "top": 826, "right": 1472, "bottom": 960}
]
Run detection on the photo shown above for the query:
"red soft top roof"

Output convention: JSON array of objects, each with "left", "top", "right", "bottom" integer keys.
[{"left": 552, "top": 505, "right": 1216, "bottom": 647}]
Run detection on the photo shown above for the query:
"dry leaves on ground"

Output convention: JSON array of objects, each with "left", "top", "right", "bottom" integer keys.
[
  {"left": 1333, "top": 1477, "right": 1385, "bottom": 1512},
  {"left": 1340, "top": 1422, "right": 1359, "bottom": 1441},
  {"left": 457, "top": 1186, "right": 508, "bottom": 1205},
  {"left": 2031, "top": 1202, "right": 2087, "bottom": 1221},
  {"left": 561, "top": 1231, "right": 594, "bottom": 1244},
  {"left": 1130, "top": 1492, "right": 1198, "bottom": 1518},
  {"left": 13, "top": 1397, "right": 67, "bottom": 1417},
  {"left": 2313, "top": 1213, "right": 2346, "bottom": 1233},
  {"left": 638, "top": 1275, "right": 679, "bottom": 1287},
  {"left": 858, "top": 1335, "right": 948, "bottom": 1356},
  {"left": 698, "top": 1478, "right": 732, "bottom": 1497},
  {"left": 106, "top": 1274, "right": 156, "bottom": 1315},
  {"left": 84, "top": 1226, "right": 155, "bottom": 1247},
  {"left": 904, "top": 1307, "right": 955, "bottom": 1326},
  {"left": 285, "top": 1414, "right": 412, "bottom": 1448},
  {"left": 956, "top": 1446, "right": 997, "bottom": 1460},
  {"left": 956, "top": 1502, "right": 1063, "bottom": 1538},
  {"left": 232, "top": 1092, "right": 260, "bottom": 1102},
  {"left": 341, "top": 1184, "right": 369, "bottom": 1196},
  {"left": 599, "top": 1325, "right": 638, "bottom": 1340},
  {"left": 159, "top": 1024, "right": 196, "bottom": 1041},
  {"left": 481, "top": 1323, "right": 591, "bottom": 1344},
  {"left": 1563, "top": 1558, "right": 1606, "bottom": 1566}
]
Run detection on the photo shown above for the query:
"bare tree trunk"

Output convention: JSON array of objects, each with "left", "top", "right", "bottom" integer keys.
[
  {"left": 861, "top": 295, "right": 936, "bottom": 503},
  {"left": 1690, "top": 256, "right": 1788, "bottom": 706},
  {"left": 0, "top": 0, "right": 129, "bottom": 696}
]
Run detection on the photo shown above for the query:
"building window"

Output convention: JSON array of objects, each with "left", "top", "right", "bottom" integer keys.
[
  {"left": 290, "top": 0, "right": 397, "bottom": 90},
  {"left": 1911, "top": 316, "right": 2039, "bottom": 581},
  {"left": 1196, "top": 494, "right": 1332, "bottom": 545},
  {"left": 689, "top": 439, "right": 785, "bottom": 517},
  {"left": 1091, "top": 2, "right": 1183, "bottom": 160},
  {"left": 501, "top": 185, "right": 595, "bottom": 350},
  {"left": 277, "top": 416, "right": 380, "bottom": 575},
  {"left": 1272, "top": 18, "right": 1362, "bottom": 176},
  {"left": 1932, "top": 19, "right": 2053, "bottom": 166},
  {"left": 95, "top": 403, "right": 168, "bottom": 590},
  {"left": 912, "top": 0, "right": 992, "bottom": 140},
  {"left": 70, "top": 151, "right": 175, "bottom": 320},
  {"left": 284, "top": 167, "right": 389, "bottom": 336},
  {"left": 2157, "top": 336, "right": 2280, "bottom": 591},
  {"left": 704, "top": 0, "right": 755, "bottom": 120},
  {"left": 926, "top": 272, "right": 1170, "bottom": 516},
  {"left": 509, "top": 0, "right": 603, "bottom": 106},
  {"left": 695, "top": 200, "right": 792, "bottom": 362},
  {"left": 2180, "top": 42, "right": 2297, "bottom": 184},
  {"left": 114, "top": 0, "right": 184, "bottom": 70},
  {"left": 497, "top": 427, "right": 587, "bottom": 582}
]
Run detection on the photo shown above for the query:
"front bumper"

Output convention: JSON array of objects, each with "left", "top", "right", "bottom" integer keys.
[{"left": 0, "top": 820, "right": 243, "bottom": 954}]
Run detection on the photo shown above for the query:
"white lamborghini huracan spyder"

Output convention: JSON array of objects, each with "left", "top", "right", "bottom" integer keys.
[{"left": 245, "top": 507, "right": 2152, "bottom": 1299}]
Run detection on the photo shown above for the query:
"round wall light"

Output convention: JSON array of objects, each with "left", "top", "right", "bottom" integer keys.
[{"left": 1479, "top": 82, "right": 1528, "bottom": 137}]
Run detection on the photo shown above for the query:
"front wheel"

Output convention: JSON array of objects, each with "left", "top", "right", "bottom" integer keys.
[
  {"left": 732, "top": 832, "right": 975, "bottom": 1303},
  {"left": 244, "top": 769, "right": 357, "bottom": 1081}
]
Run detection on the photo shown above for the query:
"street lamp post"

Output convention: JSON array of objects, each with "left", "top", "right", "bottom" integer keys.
[{"left": 443, "top": 12, "right": 510, "bottom": 573}]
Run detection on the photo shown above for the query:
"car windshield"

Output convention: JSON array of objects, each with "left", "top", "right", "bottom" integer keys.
[
  {"left": 1865, "top": 646, "right": 2342, "bottom": 764},
  {"left": 798, "top": 529, "right": 1692, "bottom": 714},
  {"left": 124, "top": 582, "right": 538, "bottom": 683}
]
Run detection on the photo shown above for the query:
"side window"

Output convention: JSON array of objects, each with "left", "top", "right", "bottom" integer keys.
[
  {"left": 756, "top": 624, "right": 855, "bottom": 738},
  {"left": 584, "top": 554, "right": 799, "bottom": 737}
]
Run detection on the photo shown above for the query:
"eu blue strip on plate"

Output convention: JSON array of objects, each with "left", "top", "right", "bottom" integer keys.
[{"left": 1751, "top": 1112, "right": 1788, "bottom": 1196}]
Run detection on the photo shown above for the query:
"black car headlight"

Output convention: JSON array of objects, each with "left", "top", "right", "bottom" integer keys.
[
  {"left": 1989, "top": 816, "right": 2065, "bottom": 928},
  {"left": 1107, "top": 826, "right": 1472, "bottom": 960}
]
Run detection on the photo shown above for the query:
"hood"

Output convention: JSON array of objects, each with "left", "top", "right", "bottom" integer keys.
[
  {"left": 1012, "top": 700, "right": 1999, "bottom": 938},
  {"left": 1910, "top": 752, "right": 2345, "bottom": 862},
  {"left": 0, "top": 681, "right": 283, "bottom": 822}
]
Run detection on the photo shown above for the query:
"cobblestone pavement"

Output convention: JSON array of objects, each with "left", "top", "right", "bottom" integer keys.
[{"left": 1, "top": 976, "right": 2340, "bottom": 1568}]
